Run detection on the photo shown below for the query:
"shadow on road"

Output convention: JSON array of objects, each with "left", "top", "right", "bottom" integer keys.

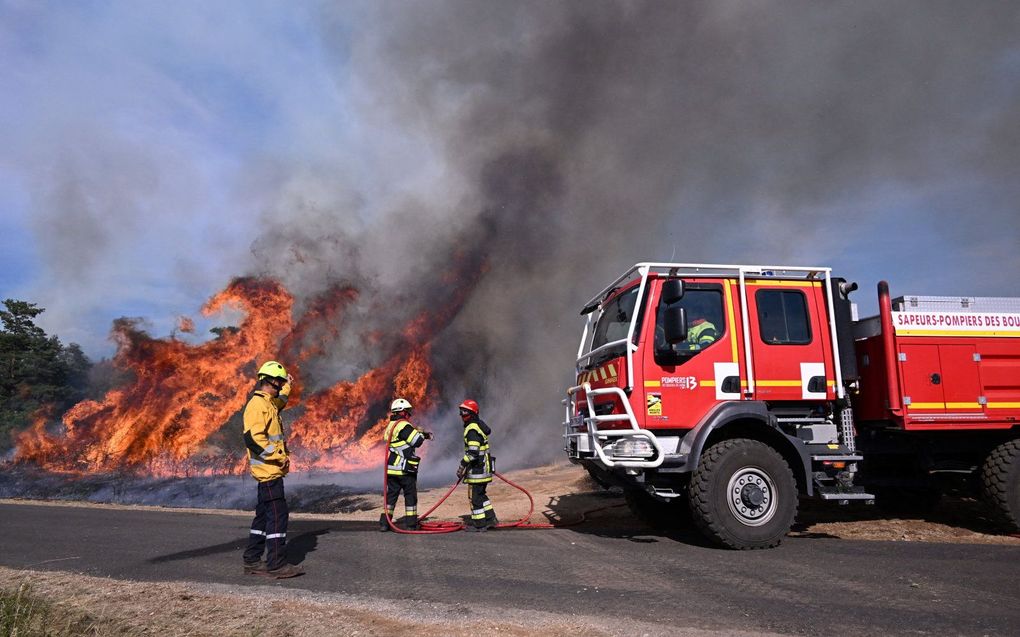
[
  {"left": 542, "top": 491, "right": 715, "bottom": 548},
  {"left": 146, "top": 520, "right": 378, "bottom": 565}
]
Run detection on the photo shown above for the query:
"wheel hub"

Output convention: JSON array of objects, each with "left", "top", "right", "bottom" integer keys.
[
  {"left": 727, "top": 467, "right": 778, "bottom": 527},
  {"left": 741, "top": 483, "right": 765, "bottom": 507}
]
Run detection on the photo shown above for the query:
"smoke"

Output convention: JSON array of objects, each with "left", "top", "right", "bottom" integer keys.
[
  {"left": 248, "top": 1, "right": 1020, "bottom": 466},
  {"left": 3, "top": 2, "right": 1019, "bottom": 473}
]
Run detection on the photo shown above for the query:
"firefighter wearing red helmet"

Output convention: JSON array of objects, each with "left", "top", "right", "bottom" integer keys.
[{"left": 457, "top": 399, "right": 498, "bottom": 531}]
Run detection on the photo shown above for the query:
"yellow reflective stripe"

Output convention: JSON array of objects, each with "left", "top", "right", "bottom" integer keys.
[
  {"left": 724, "top": 281, "right": 738, "bottom": 362},
  {"left": 701, "top": 380, "right": 716, "bottom": 387},
  {"left": 908, "top": 402, "right": 983, "bottom": 410},
  {"left": 608, "top": 363, "right": 617, "bottom": 377},
  {"left": 987, "top": 402, "right": 1020, "bottom": 409},
  {"left": 644, "top": 380, "right": 661, "bottom": 387},
  {"left": 745, "top": 281, "right": 821, "bottom": 288},
  {"left": 756, "top": 380, "right": 802, "bottom": 387}
]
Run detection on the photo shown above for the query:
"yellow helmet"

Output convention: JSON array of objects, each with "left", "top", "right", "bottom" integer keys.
[
  {"left": 257, "top": 360, "right": 288, "bottom": 380},
  {"left": 390, "top": 398, "right": 413, "bottom": 413}
]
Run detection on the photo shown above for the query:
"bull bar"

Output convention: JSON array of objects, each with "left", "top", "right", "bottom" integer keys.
[{"left": 563, "top": 382, "right": 665, "bottom": 468}]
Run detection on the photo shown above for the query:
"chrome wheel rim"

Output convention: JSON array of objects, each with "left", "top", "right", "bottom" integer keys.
[{"left": 726, "top": 466, "right": 777, "bottom": 527}]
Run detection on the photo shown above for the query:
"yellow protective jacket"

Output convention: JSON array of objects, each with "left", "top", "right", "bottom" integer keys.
[
  {"left": 385, "top": 418, "right": 427, "bottom": 475},
  {"left": 460, "top": 418, "right": 492, "bottom": 484},
  {"left": 687, "top": 319, "right": 719, "bottom": 350},
  {"left": 243, "top": 385, "right": 291, "bottom": 482}
]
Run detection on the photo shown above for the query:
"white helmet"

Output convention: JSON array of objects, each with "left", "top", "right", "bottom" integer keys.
[{"left": 390, "top": 398, "right": 413, "bottom": 413}]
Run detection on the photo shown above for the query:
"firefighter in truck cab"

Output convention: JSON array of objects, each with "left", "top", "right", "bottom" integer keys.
[
  {"left": 380, "top": 398, "right": 432, "bottom": 531},
  {"left": 457, "top": 399, "right": 499, "bottom": 532}
]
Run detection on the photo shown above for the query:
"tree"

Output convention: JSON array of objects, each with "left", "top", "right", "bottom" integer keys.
[{"left": 0, "top": 299, "right": 92, "bottom": 450}]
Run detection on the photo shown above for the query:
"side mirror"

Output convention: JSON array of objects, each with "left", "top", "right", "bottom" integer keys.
[
  {"left": 663, "top": 305, "right": 688, "bottom": 345},
  {"left": 661, "top": 279, "right": 685, "bottom": 305}
]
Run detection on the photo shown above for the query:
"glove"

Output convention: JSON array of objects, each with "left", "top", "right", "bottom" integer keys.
[
  {"left": 423, "top": 431, "right": 433, "bottom": 440},
  {"left": 456, "top": 465, "right": 466, "bottom": 481}
]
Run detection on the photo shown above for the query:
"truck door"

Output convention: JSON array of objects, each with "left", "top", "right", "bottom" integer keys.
[
  {"left": 640, "top": 280, "right": 735, "bottom": 428},
  {"left": 901, "top": 343, "right": 984, "bottom": 419},
  {"left": 748, "top": 283, "right": 832, "bottom": 401}
]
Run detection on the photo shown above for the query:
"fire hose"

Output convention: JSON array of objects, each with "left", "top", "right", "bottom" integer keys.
[{"left": 380, "top": 444, "right": 623, "bottom": 534}]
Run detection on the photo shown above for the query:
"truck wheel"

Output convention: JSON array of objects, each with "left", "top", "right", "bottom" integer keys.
[
  {"left": 585, "top": 465, "right": 614, "bottom": 491},
  {"left": 689, "top": 438, "right": 798, "bottom": 549},
  {"left": 980, "top": 439, "right": 1020, "bottom": 532}
]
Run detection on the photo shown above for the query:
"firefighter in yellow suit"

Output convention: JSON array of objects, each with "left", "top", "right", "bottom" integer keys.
[
  {"left": 381, "top": 398, "right": 432, "bottom": 531},
  {"left": 241, "top": 361, "right": 302, "bottom": 578},
  {"left": 457, "top": 399, "right": 498, "bottom": 532}
]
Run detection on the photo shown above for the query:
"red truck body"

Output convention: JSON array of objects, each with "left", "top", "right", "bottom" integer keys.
[{"left": 564, "top": 263, "right": 1020, "bottom": 549}]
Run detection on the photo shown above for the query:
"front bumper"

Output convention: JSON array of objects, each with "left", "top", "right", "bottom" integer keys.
[{"left": 562, "top": 383, "right": 666, "bottom": 469}]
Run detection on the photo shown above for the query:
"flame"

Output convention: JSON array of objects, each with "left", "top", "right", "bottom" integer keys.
[{"left": 14, "top": 253, "right": 482, "bottom": 477}]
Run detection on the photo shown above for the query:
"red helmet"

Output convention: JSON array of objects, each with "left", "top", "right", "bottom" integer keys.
[{"left": 459, "top": 399, "right": 479, "bottom": 414}]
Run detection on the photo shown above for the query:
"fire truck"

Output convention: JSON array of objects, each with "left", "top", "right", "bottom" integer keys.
[{"left": 563, "top": 263, "right": 1020, "bottom": 549}]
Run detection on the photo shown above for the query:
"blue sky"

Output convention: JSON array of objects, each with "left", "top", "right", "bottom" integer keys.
[{"left": 1, "top": 1, "right": 1018, "bottom": 362}]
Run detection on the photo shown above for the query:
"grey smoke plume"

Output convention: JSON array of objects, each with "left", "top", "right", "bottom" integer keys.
[
  {"left": 5, "top": 2, "right": 1018, "bottom": 472},
  {"left": 249, "top": 1, "right": 1020, "bottom": 467}
]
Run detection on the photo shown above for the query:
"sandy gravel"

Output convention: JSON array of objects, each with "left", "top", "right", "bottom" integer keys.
[{"left": 1, "top": 566, "right": 790, "bottom": 637}]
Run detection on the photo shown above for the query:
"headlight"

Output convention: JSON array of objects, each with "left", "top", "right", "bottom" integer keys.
[{"left": 605, "top": 438, "right": 655, "bottom": 458}]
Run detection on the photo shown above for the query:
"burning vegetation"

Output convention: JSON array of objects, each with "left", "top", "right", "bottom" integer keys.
[{"left": 13, "top": 265, "right": 476, "bottom": 477}]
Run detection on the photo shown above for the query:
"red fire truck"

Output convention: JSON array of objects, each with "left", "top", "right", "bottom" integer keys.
[{"left": 563, "top": 263, "right": 1020, "bottom": 549}]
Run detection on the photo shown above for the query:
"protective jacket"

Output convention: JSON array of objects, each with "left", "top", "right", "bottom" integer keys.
[
  {"left": 386, "top": 418, "right": 427, "bottom": 475},
  {"left": 460, "top": 417, "right": 493, "bottom": 484},
  {"left": 243, "top": 384, "right": 291, "bottom": 482},
  {"left": 687, "top": 319, "right": 718, "bottom": 350}
]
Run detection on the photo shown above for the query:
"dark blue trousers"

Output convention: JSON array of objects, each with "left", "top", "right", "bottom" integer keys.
[{"left": 243, "top": 478, "right": 289, "bottom": 570}]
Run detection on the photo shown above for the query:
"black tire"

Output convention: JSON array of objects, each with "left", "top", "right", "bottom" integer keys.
[
  {"left": 688, "top": 438, "right": 798, "bottom": 549},
  {"left": 585, "top": 465, "right": 614, "bottom": 491},
  {"left": 980, "top": 439, "right": 1020, "bottom": 532}
]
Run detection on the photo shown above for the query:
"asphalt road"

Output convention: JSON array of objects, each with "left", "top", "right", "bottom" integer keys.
[{"left": 2, "top": 502, "right": 1018, "bottom": 636}]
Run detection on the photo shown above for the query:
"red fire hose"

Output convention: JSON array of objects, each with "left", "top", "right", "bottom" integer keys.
[{"left": 380, "top": 444, "right": 623, "bottom": 534}]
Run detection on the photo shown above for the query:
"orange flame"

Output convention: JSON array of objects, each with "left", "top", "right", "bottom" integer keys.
[{"left": 15, "top": 252, "right": 483, "bottom": 477}]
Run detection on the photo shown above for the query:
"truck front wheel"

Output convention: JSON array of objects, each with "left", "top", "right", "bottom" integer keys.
[
  {"left": 980, "top": 439, "right": 1020, "bottom": 532},
  {"left": 689, "top": 438, "right": 798, "bottom": 549}
]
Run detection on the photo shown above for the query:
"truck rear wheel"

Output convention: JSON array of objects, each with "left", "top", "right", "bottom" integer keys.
[
  {"left": 689, "top": 438, "right": 798, "bottom": 549},
  {"left": 980, "top": 439, "right": 1020, "bottom": 532}
]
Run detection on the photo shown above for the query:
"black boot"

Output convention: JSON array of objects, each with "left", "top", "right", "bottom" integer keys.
[
  {"left": 405, "top": 515, "right": 420, "bottom": 531},
  {"left": 485, "top": 510, "right": 499, "bottom": 528},
  {"left": 379, "top": 513, "right": 390, "bottom": 532}
]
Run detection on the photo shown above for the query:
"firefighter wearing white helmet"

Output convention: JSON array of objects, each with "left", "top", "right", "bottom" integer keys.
[
  {"left": 241, "top": 361, "right": 302, "bottom": 578},
  {"left": 381, "top": 397, "right": 433, "bottom": 531}
]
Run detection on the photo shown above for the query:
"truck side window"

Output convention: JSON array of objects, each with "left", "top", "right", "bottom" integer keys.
[
  {"left": 654, "top": 288, "right": 724, "bottom": 366},
  {"left": 756, "top": 289, "right": 811, "bottom": 345}
]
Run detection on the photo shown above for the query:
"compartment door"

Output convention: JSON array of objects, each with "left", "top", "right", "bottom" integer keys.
[
  {"left": 900, "top": 344, "right": 945, "bottom": 414},
  {"left": 938, "top": 344, "right": 983, "bottom": 414}
]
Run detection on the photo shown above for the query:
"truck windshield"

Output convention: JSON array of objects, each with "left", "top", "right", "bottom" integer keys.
[{"left": 590, "top": 286, "right": 640, "bottom": 363}]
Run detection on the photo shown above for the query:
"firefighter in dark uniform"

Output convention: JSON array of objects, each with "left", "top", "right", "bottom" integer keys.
[
  {"left": 457, "top": 399, "right": 498, "bottom": 532},
  {"left": 380, "top": 398, "right": 432, "bottom": 531},
  {"left": 242, "top": 361, "right": 302, "bottom": 578}
]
